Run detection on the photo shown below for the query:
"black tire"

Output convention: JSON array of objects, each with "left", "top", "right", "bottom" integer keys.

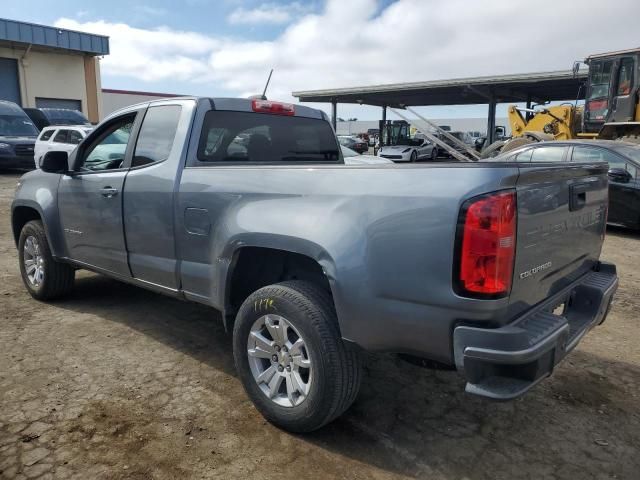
[
  {"left": 430, "top": 147, "right": 437, "bottom": 161},
  {"left": 500, "top": 136, "right": 536, "bottom": 154},
  {"left": 410, "top": 150, "right": 418, "bottom": 162},
  {"left": 233, "top": 280, "right": 362, "bottom": 432},
  {"left": 18, "top": 220, "right": 75, "bottom": 300},
  {"left": 480, "top": 140, "right": 507, "bottom": 159}
]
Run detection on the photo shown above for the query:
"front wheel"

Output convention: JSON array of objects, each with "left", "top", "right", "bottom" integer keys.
[
  {"left": 410, "top": 150, "right": 418, "bottom": 162},
  {"left": 18, "top": 220, "right": 75, "bottom": 300},
  {"left": 430, "top": 147, "right": 438, "bottom": 161},
  {"left": 233, "top": 280, "right": 362, "bottom": 432}
]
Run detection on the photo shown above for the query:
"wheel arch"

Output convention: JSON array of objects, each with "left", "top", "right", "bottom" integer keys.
[
  {"left": 221, "top": 239, "right": 340, "bottom": 333},
  {"left": 12, "top": 197, "right": 67, "bottom": 259},
  {"left": 11, "top": 204, "right": 43, "bottom": 247}
]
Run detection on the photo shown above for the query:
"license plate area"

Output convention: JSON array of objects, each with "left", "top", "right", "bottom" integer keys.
[
  {"left": 547, "top": 294, "right": 572, "bottom": 318},
  {"left": 552, "top": 302, "right": 566, "bottom": 316}
]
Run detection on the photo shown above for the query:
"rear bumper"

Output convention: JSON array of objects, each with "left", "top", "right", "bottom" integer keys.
[{"left": 453, "top": 262, "right": 618, "bottom": 400}]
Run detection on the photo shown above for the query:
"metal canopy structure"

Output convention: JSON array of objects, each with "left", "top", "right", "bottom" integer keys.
[
  {"left": 0, "top": 18, "right": 109, "bottom": 55},
  {"left": 292, "top": 69, "right": 588, "bottom": 144}
]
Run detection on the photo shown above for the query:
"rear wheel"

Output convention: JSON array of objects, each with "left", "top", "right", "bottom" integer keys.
[
  {"left": 18, "top": 220, "right": 75, "bottom": 300},
  {"left": 233, "top": 280, "right": 362, "bottom": 432}
]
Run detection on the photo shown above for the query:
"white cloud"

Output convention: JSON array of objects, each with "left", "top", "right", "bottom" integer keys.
[
  {"left": 56, "top": 0, "right": 640, "bottom": 109},
  {"left": 227, "top": 2, "right": 305, "bottom": 25},
  {"left": 55, "top": 18, "right": 218, "bottom": 82},
  {"left": 134, "top": 5, "right": 168, "bottom": 16}
]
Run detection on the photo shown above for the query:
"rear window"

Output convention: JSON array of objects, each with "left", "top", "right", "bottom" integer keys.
[
  {"left": 45, "top": 109, "right": 89, "bottom": 125},
  {"left": 197, "top": 111, "right": 340, "bottom": 163}
]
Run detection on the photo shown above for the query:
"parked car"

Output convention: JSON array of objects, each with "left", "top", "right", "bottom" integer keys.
[
  {"left": 378, "top": 135, "right": 437, "bottom": 162},
  {"left": 12, "top": 97, "right": 618, "bottom": 433},
  {"left": 341, "top": 145, "right": 393, "bottom": 165},
  {"left": 489, "top": 139, "right": 640, "bottom": 229},
  {"left": 23, "top": 108, "right": 91, "bottom": 131},
  {"left": 34, "top": 125, "right": 94, "bottom": 168},
  {"left": 0, "top": 100, "right": 38, "bottom": 169},
  {"left": 337, "top": 135, "right": 368, "bottom": 154}
]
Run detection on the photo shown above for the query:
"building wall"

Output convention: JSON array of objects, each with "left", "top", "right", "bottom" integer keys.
[
  {"left": 0, "top": 45, "right": 102, "bottom": 122},
  {"left": 102, "top": 90, "right": 181, "bottom": 117}
]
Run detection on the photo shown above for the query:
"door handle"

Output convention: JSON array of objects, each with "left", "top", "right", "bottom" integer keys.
[
  {"left": 569, "top": 182, "right": 593, "bottom": 211},
  {"left": 101, "top": 187, "right": 119, "bottom": 198}
]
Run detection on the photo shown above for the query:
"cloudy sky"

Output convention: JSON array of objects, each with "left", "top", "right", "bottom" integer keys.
[{"left": 5, "top": 0, "right": 640, "bottom": 119}]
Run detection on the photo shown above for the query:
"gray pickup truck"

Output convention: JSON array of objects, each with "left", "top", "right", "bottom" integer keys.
[{"left": 11, "top": 97, "right": 618, "bottom": 432}]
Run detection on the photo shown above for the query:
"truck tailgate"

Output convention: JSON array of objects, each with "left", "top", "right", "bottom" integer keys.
[{"left": 508, "top": 163, "right": 609, "bottom": 316}]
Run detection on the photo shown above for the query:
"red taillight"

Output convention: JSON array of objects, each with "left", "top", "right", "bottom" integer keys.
[
  {"left": 456, "top": 190, "right": 516, "bottom": 298},
  {"left": 251, "top": 99, "right": 295, "bottom": 116},
  {"left": 587, "top": 99, "right": 608, "bottom": 111}
]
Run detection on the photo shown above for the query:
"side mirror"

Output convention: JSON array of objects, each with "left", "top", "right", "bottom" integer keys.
[
  {"left": 608, "top": 167, "right": 632, "bottom": 183},
  {"left": 40, "top": 151, "right": 69, "bottom": 174}
]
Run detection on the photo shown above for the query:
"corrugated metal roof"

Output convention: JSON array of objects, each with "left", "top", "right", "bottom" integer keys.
[
  {"left": 586, "top": 47, "right": 640, "bottom": 60},
  {"left": 293, "top": 69, "right": 589, "bottom": 107},
  {"left": 0, "top": 18, "right": 109, "bottom": 55}
]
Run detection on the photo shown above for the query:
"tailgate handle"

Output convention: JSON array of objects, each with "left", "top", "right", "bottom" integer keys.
[{"left": 569, "top": 183, "right": 589, "bottom": 211}]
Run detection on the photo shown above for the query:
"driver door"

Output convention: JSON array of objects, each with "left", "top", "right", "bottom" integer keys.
[
  {"left": 58, "top": 110, "right": 142, "bottom": 276},
  {"left": 610, "top": 57, "right": 637, "bottom": 123}
]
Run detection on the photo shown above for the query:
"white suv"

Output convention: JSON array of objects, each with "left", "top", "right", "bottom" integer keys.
[{"left": 34, "top": 125, "right": 93, "bottom": 168}]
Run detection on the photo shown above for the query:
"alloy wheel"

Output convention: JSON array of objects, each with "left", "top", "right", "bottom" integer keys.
[
  {"left": 247, "top": 314, "right": 312, "bottom": 407},
  {"left": 23, "top": 236, "right": 44, "bottom": 287}
]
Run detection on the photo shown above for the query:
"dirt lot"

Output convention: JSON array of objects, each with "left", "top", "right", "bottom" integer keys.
[{"left": 0, "top": 171, "right": 638, "bottom": 480}]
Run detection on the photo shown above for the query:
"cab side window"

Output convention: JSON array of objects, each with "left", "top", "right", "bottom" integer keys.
[
  {"left": 132, "top": 105, "right": 182, "bottom": 167},
  {"left": 79, "top": 115, "right": 135, "bottom": 172}
]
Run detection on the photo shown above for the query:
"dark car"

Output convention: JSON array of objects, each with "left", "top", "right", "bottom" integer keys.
[
  {"left": 0, "top": 100, "right": 38, "bottom": 169},
  {"left": 337, "top": 135, "right": 368, "bottom": 154},
  {"left": 489, "top": 139, "right": 640, "bottom": 229},
  {"left": 23, "top": 108, "right": 90, "bottom": 130}
]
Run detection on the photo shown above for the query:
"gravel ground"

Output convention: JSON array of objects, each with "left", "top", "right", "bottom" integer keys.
[{"left": 0, "top": 171, "right": 638, "bottom": 480}]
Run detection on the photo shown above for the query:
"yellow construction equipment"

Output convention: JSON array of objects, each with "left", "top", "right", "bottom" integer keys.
[{"left": 487, "top": 48, "right": 640, "bottom": 156}]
